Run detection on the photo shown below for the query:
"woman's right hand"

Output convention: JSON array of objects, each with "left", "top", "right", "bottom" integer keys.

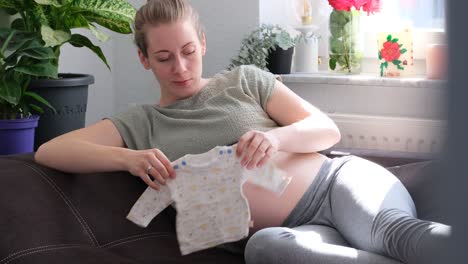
[{"left": 125, "top": 148, "right": 176, "bottom": 190}]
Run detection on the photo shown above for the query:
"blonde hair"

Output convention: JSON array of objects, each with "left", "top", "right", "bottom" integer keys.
[{"left": 134, "top": 0, "right": 204, "bottom": 57}]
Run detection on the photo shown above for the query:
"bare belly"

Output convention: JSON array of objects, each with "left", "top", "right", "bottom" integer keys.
[{"left": 243, "top": 151, "right": 329, "bottom": 233}]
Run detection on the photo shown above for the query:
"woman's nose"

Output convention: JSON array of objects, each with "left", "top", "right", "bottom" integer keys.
[{"left": 172, "top": 55, "right": 188, "bottom": 74}]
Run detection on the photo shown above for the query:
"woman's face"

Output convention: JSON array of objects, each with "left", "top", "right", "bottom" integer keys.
[{"left": 138, "top": 18, "right": 206, "bottom": 106}]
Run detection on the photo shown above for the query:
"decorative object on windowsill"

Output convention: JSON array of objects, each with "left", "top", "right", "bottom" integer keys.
[
  {"left": 426, "top": 43, "right": 447, "bottom": 80},
  {"left": 328, "top": 0, "right": 380, "bottom": 74},
  {"left": 293, "top": 0, "right": 320, "bottom": 73},
  {"left": 301, "top": 0, "right": 313, "bottom": 25},
  {"left": 0, "top": 0, "right": 136, "bottom": 151},
  {"left": 377, "top": 28, "right": 414, "bottom": 77},
  {"left": 229, "top": 24, "right": 301, "bottom": 74},
  {"left": 295, "top": 25, "right": 320, "bottom": 73}
]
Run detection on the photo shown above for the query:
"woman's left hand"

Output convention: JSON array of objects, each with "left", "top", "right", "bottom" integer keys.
[{"left": 236, "top": 130, "right": 279, "bottom": 170}]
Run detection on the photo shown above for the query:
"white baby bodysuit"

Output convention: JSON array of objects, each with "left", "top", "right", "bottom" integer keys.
[{"left": 127, "top": 145, "right": 291, "bottom": 255}]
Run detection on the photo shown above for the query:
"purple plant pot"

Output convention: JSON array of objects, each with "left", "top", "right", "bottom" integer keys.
[{"left": 0, "top": 116, "right": 40, "bottom": 155}]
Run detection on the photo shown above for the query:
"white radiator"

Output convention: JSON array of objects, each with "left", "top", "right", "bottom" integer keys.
[{"left": 329, "top": 113, "right": 447, "bottom": 154}]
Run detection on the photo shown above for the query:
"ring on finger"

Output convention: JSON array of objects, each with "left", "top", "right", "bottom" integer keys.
[{"left": 147, "top": 165, "right": 153, "bottom": 174}]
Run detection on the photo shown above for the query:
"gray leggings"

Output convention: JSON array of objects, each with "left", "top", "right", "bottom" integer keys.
[{"left": 244, "top": 156, "right": 451, "bottom": 264}]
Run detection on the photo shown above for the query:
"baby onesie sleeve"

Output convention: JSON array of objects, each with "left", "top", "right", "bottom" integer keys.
[{"left": 126, "top": 185, "right": 172, "bottom": 228}]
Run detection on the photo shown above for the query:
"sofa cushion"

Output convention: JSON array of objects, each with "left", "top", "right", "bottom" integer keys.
[{"left": 386, "top": 160, "right": 448, "bottom": 223}]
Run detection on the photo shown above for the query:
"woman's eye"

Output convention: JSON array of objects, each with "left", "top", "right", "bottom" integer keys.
[{"left": 184, "top": 49, "right": 196, "bottom": 55}]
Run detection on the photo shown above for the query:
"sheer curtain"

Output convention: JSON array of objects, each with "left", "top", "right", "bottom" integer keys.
[{"left": 395, "top": 0, "right": 445, "bottom": 29}]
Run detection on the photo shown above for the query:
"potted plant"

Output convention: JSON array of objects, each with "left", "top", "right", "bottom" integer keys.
[
  {"left": 0, "top": 0, "right": 136, "bottom": 149},
  {"left": 0, "top": 28, "right": 57, "bottom": 154},
  {"left": 229, "top": 24, "right": 302, "bottom": 74}
]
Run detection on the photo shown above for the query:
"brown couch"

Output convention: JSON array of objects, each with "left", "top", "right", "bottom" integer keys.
[{"left": 0, "top": 150, "right": 444, "bottom": 263}]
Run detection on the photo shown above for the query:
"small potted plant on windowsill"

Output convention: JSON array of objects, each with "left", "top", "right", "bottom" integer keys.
[
  {"left": 0, "top": 0, "right": 136, "bottom": 149},
  {"left": 229, "top": 24, "right": 302, "bottom": 74}
]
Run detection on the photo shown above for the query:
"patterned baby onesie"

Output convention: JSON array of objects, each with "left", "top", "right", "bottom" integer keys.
[{"left": 127, "top": 145, "right": 291, "bottom": 255}]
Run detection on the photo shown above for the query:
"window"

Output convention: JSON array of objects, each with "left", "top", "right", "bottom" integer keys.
[
  {"left": 357, "top": 0, "right": 447, "bottom": 73},
  {"left": 260, "top": 0, "right": 447, "bottom": 74},
  {"left": 390, "top": 0, "right": 445, "bottom": 30}
]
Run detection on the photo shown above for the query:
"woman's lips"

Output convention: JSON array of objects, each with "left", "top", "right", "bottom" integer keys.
[{"left": 173, "top": 79, "right": 192, "bottom": 86}]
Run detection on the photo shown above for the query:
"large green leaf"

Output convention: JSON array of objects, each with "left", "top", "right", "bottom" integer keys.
[
  {"left": 24, "top": 90, "right": 55, "bottom": 112},
  {"left": 14, "top": 60, "right": 58, "bottom": 78},
  {"left": 0, "top": 28, "right": 14, "bottom": 56},
  {"left": 63, "top": 13, "right": 90, "bottom": 29},
  {"left": 69, "top": 33, "right": 110, "bottom": 70},
  {"left": 31, "top": 4, "right": 51, "bottom": 30},
  {"left": 88, "top": 23, "right": 109, "bottom": 42},
  {"left": 0, "top": 75, "right": 21, "bottom": 105},
  {"left": 10, "top": 18, "right": 26, "bottom": 30},
  {"left": 34, "top": 0, "right": 62, "bottom": 7},
  {"left": 0, "top": 0, "right": 18, "bottom": 9},
  {"left": 41, "top": 25, "right": 71, "bottom": 47},
  {"left": 71, "top": 0, "right": 136, "bottom": 34},
  {"left": 15, "top": 40, "right": 56, "bottom": 60},
  {"left": 0, "top": 29, "right": 36, "bottom": 55},
  {"left": 78, "top": 12, "right": 132, "bottom": 34},
  {"left": 29, "top": 104, "right": 44, "bottom": 114}
]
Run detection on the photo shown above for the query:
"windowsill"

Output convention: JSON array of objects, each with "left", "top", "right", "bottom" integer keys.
[{"left": 280, "top": 72, "right": 447, "bottom": 89}]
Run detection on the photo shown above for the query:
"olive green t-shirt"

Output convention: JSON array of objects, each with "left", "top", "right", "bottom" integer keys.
[{"left": 108, "top": 65, "right": 278, "bottom": 161}]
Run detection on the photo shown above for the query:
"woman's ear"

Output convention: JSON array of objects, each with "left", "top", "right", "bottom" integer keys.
[
  {"left": 201, "top": 33, "right": 206, "bottom": 56},
  {"left": 137, "top": 49, "right": 151, "bottom": 70}
]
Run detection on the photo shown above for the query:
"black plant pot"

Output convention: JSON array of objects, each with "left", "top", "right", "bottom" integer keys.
[
  {"left": 29, "top": 74, "right": 94, "bottom": 150},
  {"left": 266, "top": 46, "right": 294, "bottom": 74}
]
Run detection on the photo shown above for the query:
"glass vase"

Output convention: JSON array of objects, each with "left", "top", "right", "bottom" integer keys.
[{"left": 328, "top": 10, "right": 363, "bottom": 74}]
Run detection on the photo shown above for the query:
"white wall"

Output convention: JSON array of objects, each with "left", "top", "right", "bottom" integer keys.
[
  {"left": 260, "top": 0, "right": 296, "bottom": 27},
  {"left": 191, "top": 0, "right": 259, "bottom": 76}
]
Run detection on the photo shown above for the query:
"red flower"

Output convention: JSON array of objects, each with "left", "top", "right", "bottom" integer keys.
[
  {"left": 361, "top": 0, "right": 380, "bottom": 15},
  {"left": 354, "top": 0, "right": 366, "bottom": 9},
  {"left": 328, "top": 0, "right": 355, "bottom": 11},
  {"left": 381, "top": 41, "right": 401, "bottom": 62},
  {"left": 328, "top": 0, "right": 380, "bottom": 14}
]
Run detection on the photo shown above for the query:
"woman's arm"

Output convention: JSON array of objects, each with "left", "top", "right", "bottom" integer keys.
[
  {"left": 265, "top": 80, "right": 341, "bottom": 153},
  {"left": 34, "top": 119, "right": 129, "bottom": 173},
  {"left": 236, "top": 80, "right": 341, "bottom": 169},
  {"left": 34, "top": 120, "right": 175, "bottom": 190}
]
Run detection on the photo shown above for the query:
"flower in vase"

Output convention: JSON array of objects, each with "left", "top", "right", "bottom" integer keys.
[
  {"left": 354, "top": 0, "right": 380, "bottom": 14},
  {"left": 378, "top": 34, "right": 408, "bottom": 77},
  {"left": 328, "top": 0, "right": 355, "bottom": 11},
  {"left": 328, "top": 0, "right": 380, "bottom": 14},
  {"left": 327, "top": 0, "right": 380, "bottom": 74}
]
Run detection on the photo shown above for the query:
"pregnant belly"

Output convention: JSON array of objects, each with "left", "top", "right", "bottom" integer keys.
[{"left": 243, "top": 151, "right": 329, "bottom": 233}]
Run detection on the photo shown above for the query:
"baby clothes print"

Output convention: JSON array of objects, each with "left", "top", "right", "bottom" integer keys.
[{"left": 127, "top": 145, "right": 291, "bottom": 255}]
